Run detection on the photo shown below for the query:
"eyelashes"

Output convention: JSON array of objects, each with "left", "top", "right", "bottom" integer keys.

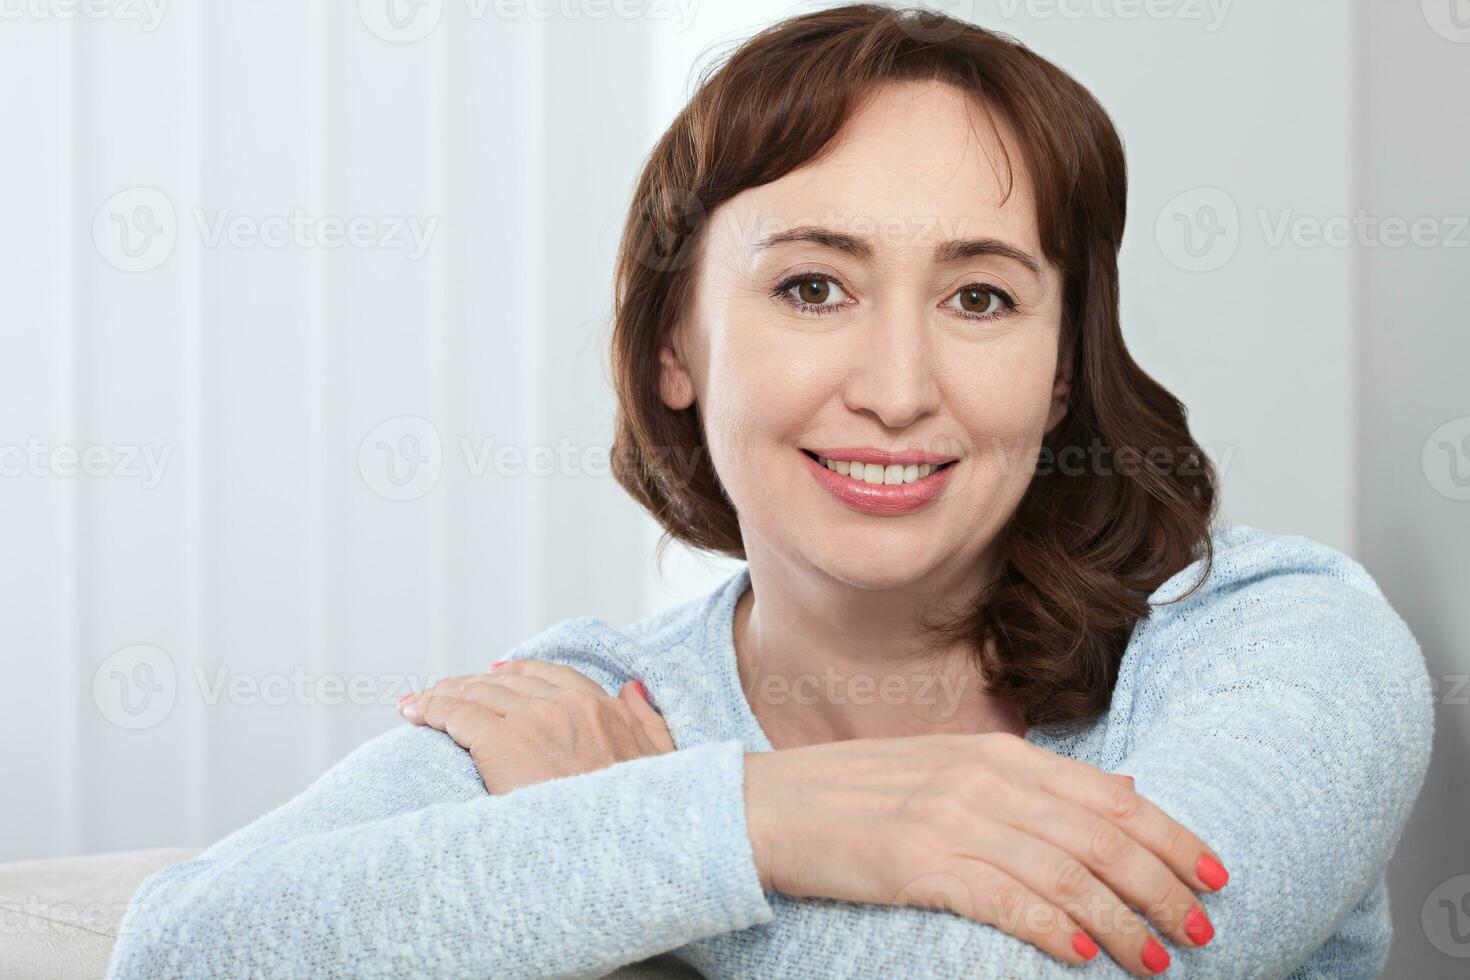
[{"left": 770, "top": 271, "right": 1019, "bottom": 322}]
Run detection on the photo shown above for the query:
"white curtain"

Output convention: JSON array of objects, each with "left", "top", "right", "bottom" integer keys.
[{"left": 0, "top": 0, "right": 754, "bottom": 861}]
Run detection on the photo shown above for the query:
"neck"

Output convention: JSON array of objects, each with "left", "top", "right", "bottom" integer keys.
[{"left": 732, "top": 536, "right": 1027, "bottom": 749}]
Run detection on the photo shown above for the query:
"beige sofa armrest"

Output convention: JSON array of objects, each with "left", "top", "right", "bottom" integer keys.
[{"left": 0, "top": 847, "right": 200, "bottom": 980}]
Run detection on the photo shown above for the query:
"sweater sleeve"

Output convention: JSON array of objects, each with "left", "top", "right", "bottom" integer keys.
[
  {"left": 104, "top": 723, "right": 773, "bottom": 979},
  {"left": 693, "top": 557, "right": 1434, "bottom": 979}
]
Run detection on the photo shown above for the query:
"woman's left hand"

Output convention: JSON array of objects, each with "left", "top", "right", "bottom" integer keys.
[{"left": 397, "top": 660, "right": 674, "bottom": 794}]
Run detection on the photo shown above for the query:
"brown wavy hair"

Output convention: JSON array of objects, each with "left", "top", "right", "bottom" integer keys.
[{"left": 608, "top": 3, "right": 1219, "bottom": 736}]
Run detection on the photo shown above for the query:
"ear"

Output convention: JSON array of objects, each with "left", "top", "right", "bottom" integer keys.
[
  {"left": 1045, "top": 331, "right": 1074, "bottom": 433},
  {"left": 657, "top": 331, "right": 696, "bottom": 411}
]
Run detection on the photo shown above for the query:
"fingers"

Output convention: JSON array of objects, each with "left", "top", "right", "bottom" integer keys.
[
  {"left": 401, "top": 672, "right": 559, "bottom": 722},
  {"left": 472, "top": 673, "right": 561, "bottom": 704},
  {"left": 489, "top": 659, "right": 608, "bottom": 696},
  {"left": 1107, "top": 784, "right": 1229, "bottom": 900},
  {"left": 400, "top": 666, "right": 673, "bottom": 757},
  {"left": 619, "top": 680, "right": 675, "bottom": 753},
  {"left": 1010, "top": 792, "right": 1212, "bottom": 954},
  {"left": 927, "top": 864, "right": 1099, "bottom": 968},
  {"left": 397, "top": 673, "right": 540, "bottom": 729},
  {"left": 489, "top": 662, "right": 673, "bottom": 751},
  {"left": 406, "top": 690, "right": 507, "bottom": 752},
  {"left": 1045, "top": 760, "right": 1230, "bottom": 898},
  {"left": 978, "top": 822, "right": 1178, "bottom": 976}
]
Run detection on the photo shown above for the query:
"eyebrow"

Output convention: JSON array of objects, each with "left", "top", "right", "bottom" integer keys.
[
  {"left": 752, "top": 225, "right": 1042, "bottom": 279},
  {"left": 933, "top": 237, "right": 1042, "bottom": 279}
]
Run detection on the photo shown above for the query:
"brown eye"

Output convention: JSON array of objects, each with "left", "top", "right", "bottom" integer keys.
[
  {"left": 781, "top": 276, "right": 848, "bottom": 310},
  {"left": 797, "top": 279, "right": 830, "bottom": 303},
  {"left": 946, "top": 283, "right": 1012, "bottom": 318},
  {"left": 959, "top": 286, "right": 995, "bottom": 313}
]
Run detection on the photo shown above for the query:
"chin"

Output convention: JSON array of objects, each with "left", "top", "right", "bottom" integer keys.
[{"left": 805, "top": 539, "right": 943, "bottom": 592}]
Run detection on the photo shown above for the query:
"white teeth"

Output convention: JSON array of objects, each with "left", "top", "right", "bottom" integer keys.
[{"left": 816, "top": 455, "right": 944, "bottom": 485}]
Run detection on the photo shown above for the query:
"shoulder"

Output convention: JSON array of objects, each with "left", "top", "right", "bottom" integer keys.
[
  {"left": 1140, "top": 524, "right": 1419, "bottom": 665},
  {"left": 1155, "top": 522, "right": 1388, "bottom": 600},
  {"left": 1127, "top": 522, "right": 1434, "bottom": 761}
]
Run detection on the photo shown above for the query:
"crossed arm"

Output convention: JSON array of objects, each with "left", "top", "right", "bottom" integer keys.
[
  {"left": 104, "top": 726, "right": 773, "bottom": 979},
  {"left": 106, "top": 573, "right": 1433, "bottom": 979}
]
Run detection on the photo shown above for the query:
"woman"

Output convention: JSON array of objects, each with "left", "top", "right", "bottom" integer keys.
[{"left": 106, "top": 5, "right": 1432, "bottom": 978}]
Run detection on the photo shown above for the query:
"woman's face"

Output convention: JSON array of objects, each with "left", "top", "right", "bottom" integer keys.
[{"left": 659, "top": 80, "right": 1070, "bottom": 591}]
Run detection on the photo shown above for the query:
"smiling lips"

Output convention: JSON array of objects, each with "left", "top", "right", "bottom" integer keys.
[{"left": 800, "top": 447, "right": 957, "bottom": 516}]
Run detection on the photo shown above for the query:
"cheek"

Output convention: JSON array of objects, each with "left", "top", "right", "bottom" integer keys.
[
  {"left": 933, "top": 339, "right": 1059, "bottom": 514},
  {"left": 702, "top": 327, "right": 834, "bottom": 454},
  {"left": 697, "top": 350, "right": 781, "bottom": 500},
  {"left": 942, "top": 337, "right": 1060, "bottom": 447}
]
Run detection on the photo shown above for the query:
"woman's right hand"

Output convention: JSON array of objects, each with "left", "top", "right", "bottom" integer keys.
[{"left": 742, "top": 732, "right": 1227, "bottom": 975}]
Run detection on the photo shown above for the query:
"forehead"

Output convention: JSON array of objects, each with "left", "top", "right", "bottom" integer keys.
[{"left": 714, "top": 79, "right": 1042, "bottom": 257}]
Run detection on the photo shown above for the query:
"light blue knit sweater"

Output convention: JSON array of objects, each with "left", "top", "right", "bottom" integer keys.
[{"left": 105, "top": 524, "right": 1434, "bottom": 979}]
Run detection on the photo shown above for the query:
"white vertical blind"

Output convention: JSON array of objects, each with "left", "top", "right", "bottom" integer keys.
[{"left": 0, "top": 1, "right": 683, "bottom": 861}]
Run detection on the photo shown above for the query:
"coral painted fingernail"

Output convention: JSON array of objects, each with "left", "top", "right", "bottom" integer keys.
[
  {"left": 1197, "top": 854, "right": 1229, "bottom": 890},
  {"left": 489, "top": 661, "right": 507, "bottom": 670},
  {"left": 398, "top": 694, "right": 418, "bottom": 718},
  {"left": 631, "top": 680, "right": 648, "bottom": 700},
  {"left": 1072, "top": 931, "right": 1098, "bottom": 960},
  {"left": 1141, "top": 937, "right": 1170, "bottom": 973},
  {"left": 1184, "top": 907, "right": 1214, "bottom": 946}
]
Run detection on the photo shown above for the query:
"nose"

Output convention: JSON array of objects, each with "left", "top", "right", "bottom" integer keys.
[{"left": 841, "top": 304, "right": 942, "bottom": 431}]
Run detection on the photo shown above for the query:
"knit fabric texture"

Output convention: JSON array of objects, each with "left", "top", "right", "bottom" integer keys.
[{"left": 105, "top": 524, "right": 1434, "bottom": 979}]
